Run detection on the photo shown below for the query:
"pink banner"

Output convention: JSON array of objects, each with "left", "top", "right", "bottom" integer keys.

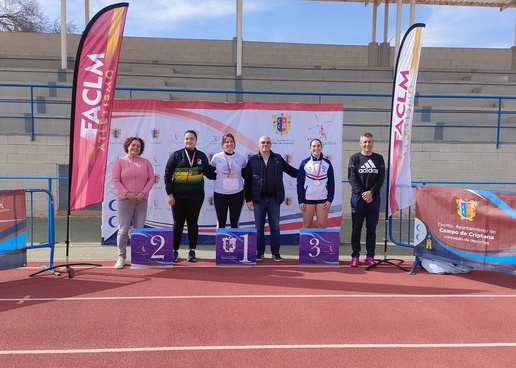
[
  {"left": 69, "top": 3, "right": 128, "bottom": 210},
  {"left": 388, "top": 23, "right": 425, "bottom": 216}
]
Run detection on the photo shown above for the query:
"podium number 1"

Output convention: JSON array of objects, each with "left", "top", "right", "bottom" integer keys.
[{"left": 241, "top": 233, "right": 250, "bottom": 263}]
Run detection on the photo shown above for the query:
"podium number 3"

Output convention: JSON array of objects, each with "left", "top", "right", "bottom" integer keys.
[{"left": 308, "top": 237, "right": 321, "bottom": 257}]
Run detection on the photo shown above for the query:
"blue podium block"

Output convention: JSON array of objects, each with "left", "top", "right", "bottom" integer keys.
[
  {"left": 130, "top": 228, "right": 174, "bottom": 268},
  {"left": 299, "top": 228, "right": 340, "bottom": 266},
  {"left": 216, "top": 229, "right": 257, "bottom": 266}
]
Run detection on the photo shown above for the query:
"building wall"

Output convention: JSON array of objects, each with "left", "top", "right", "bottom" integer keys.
[{"left": 0, "top": 32, "right": 513, "bottom": 71}]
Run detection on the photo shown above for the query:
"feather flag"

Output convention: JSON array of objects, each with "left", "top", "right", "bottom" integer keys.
[
  {"left": 388, "top": 23, "right": 425, "bottom": 217},
  {"left": 69, "top": 3, "right": 129, "bottom": 210}
]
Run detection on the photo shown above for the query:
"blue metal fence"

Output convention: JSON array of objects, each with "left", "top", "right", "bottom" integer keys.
[
  {"left": 3, "top": 175, "right": 515, "bottom": 248},
  {"left": 3, "top": 83, "right": 516, "bottom": 147}
]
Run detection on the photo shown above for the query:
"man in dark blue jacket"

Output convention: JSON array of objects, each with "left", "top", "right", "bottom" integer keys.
[{"left": 244, "top": 135, "right": 298, "bottom": 262}]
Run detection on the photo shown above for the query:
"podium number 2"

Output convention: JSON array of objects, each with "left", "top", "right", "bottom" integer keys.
[
  {"left": 150, "top": 235, "right": 166, "bottom": 260},
  {"left": 309, "top": 237, "right": 321, "bottom": 258}
]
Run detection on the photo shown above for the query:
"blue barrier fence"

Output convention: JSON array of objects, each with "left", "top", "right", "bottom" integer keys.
[{"left": 3, "top": 175, "right": 515, "bottom": 248}]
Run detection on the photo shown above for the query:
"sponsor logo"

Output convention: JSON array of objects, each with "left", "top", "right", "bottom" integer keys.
[
  {"left": 283, "top": 153, "right": 293, "bottom": 163},
  {"left": 207, "top": 196, "right": 215, "bottom": 206},
  {"left": 358, "top": 159, "right": 379, "bottom": 174},
  {"left": 456, "top": 199, "right": 477, "bottom": 221},
  {"left": 111, "top": 128, "right": 121, "bottom": 139},
  {"left": 154, "top": 174, "right": 160, "bottom": 184},
  {"left": 272, "top": 113, "right": 291, "bottom": 136},
  {"left": 221, "top": 236, "right": 237, "bottom": 253},
  {"left": 151, "top": 128, "right": 160, "bottom": 139}
]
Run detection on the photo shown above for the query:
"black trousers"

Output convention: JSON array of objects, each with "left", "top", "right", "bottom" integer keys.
[
  {"left": 214, "top": 190, "right": 244, "bottom": 228},
  {"left": 171, "top": 196, "right": 203, "bottom": 250},
  {"left": 350, "top": 192, "right": 381, "bottom": 258}
]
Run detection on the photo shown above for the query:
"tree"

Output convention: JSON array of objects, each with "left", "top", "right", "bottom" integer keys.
[
  {"left": 48, "top": 18, "right": 80, "bottom": 34},
  {"left": 0, "top": 0, "right": 47, "bottom": 32},
  {"left": 0, "top": 0, "right": 78, "bottom": 33}
]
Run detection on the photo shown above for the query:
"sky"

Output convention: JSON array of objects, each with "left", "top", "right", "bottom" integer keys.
[{"left": 44, "top": 0, "right": 516, "bottom": 48}]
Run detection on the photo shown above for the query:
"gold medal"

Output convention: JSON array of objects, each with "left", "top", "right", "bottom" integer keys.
[
  {"left": 227, "top": 173, "right": 232, "bottom": 178},
  {"left": 189, "top": 169, "right": 193, "bottom": 175},
  {"left": 314, "top": 180, "right": 320, "bottom": 186}
]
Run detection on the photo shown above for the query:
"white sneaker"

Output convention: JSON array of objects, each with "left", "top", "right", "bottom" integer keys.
[{"left": 114, "top": 256, "right": 126, "bottom": 269}]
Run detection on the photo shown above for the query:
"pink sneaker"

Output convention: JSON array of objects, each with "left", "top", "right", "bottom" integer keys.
[
  {"left": 365, "top": 256, "right": 375, "bottom": 267},
  {"left": 350, "top": 256, "right": 359, "bottom": 267}
]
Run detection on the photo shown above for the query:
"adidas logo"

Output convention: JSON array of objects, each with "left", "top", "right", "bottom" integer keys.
[{"left": 358, "top": 159, "right": 379, "bottom": 174}]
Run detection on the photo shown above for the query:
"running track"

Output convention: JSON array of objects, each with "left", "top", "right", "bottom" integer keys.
[{"left": 1, "top": 259, "right": 515, "bottom": 367}]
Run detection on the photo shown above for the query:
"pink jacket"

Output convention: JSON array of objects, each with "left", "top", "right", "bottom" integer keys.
[{"left": 112, "top": 155, "right": 155, "bottom": 200}]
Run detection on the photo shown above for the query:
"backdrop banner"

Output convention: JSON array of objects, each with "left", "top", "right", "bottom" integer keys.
[
  {"left": 414, "top": 185, "right": 516, "bottom": 275},
  {"left": 102, "top": 100, "right": 343, "bottom": 244}
]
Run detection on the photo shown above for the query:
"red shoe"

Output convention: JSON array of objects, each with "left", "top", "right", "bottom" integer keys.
[
  {"left": 365, "top": 256, "right": 375, "bottom": 267},
  {"left": 350, "top": 256, "right": 359, "bottom": 267}
]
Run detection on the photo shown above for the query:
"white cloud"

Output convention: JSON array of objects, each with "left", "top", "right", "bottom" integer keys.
[
  {"left": 41, "top": 1, "right": 516, "bottom": 48},
  {"left": 417, "top": 6, "right": 514, "bottom": 48}
]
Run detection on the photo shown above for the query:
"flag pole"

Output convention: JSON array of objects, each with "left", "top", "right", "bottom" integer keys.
[{"left": 365, "top": 23, "right": 426, "bottom": 272}]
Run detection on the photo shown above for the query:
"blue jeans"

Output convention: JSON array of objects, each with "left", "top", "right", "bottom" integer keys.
[{"left": 253, "top": 197, "right": 281, "bottom": 256}]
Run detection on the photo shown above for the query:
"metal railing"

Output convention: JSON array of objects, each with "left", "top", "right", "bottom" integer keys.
[
  {"left": 2, "top": 175, "right": 515, "bottom": 249},
  {"left": 3, "top": 83, "right": 516, "bottom": 147}
]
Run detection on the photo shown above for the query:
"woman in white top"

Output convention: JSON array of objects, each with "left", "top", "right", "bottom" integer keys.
[{"left": 210, "top": 133, "right": 247, "bottom": 228}]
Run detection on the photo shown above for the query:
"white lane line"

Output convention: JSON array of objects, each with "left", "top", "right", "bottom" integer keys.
[
  {"left": 1, "top": 294, "right": 515, "bottom": 302},
  {"left": 1, "top": 342, "right": 516, "bottom": 355}
]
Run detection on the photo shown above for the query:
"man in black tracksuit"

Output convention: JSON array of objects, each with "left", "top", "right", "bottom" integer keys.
[{"left": 348, "top": 132, "right": 385, "bottom": 267}]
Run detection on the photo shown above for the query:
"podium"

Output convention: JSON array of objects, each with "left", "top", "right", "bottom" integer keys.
[
  {"left": 299, "top": 228, "right": 340, "bottom": 266},
  {"left": 216, "top": 229, "right": 257, "bottom": 266},
  {"left": 130, "top": 228, "right": 174, "bottom": 268}
]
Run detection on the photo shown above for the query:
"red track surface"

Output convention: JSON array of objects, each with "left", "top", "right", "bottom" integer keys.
[{"left": 1, "top": 260, "right": 515, "bottom": 367}]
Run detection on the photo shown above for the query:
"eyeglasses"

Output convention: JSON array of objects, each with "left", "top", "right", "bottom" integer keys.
[{"left": 260, "top": 141, "right": 271, "bottom": 144}]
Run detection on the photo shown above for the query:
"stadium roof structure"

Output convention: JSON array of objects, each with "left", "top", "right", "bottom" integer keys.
[{"left": 306, "top": 0, "right": 516, "bottom": 11}]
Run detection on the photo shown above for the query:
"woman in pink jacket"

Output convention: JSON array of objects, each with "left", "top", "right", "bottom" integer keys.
[{"left": 112, "top": 137, "right": 155, "bottom": 269}]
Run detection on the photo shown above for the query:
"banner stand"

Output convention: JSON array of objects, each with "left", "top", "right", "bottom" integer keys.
[{"left": 27, "top": 189, "right": 101, "bottom": 278}]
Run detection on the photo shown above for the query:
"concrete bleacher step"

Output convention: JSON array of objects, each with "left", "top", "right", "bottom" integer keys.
[
  {"left": 500, "top": 99, "right": 516, "bottom": 109},
  {"left": 470, "top": 84, "right": 516, "bottom": 95},
  {"left": 130, "top": 66, "right": 175, "bottom": 75},
  {"left": 463, "top": 74, "right": 509, "bottom": 83},
  {"left": 117, "top": 77, "right": 166, "bottom": 88}
]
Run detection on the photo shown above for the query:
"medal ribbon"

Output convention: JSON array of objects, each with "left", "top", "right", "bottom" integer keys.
[
  {"left": 224, "top": 152, "right": 232, "bottom": 177},
  {"left": 313, "top": 156, "right": 322, "bottom": 181},
  {"left": 185, "top": 149, "right": 196, "bottom": 172}
]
